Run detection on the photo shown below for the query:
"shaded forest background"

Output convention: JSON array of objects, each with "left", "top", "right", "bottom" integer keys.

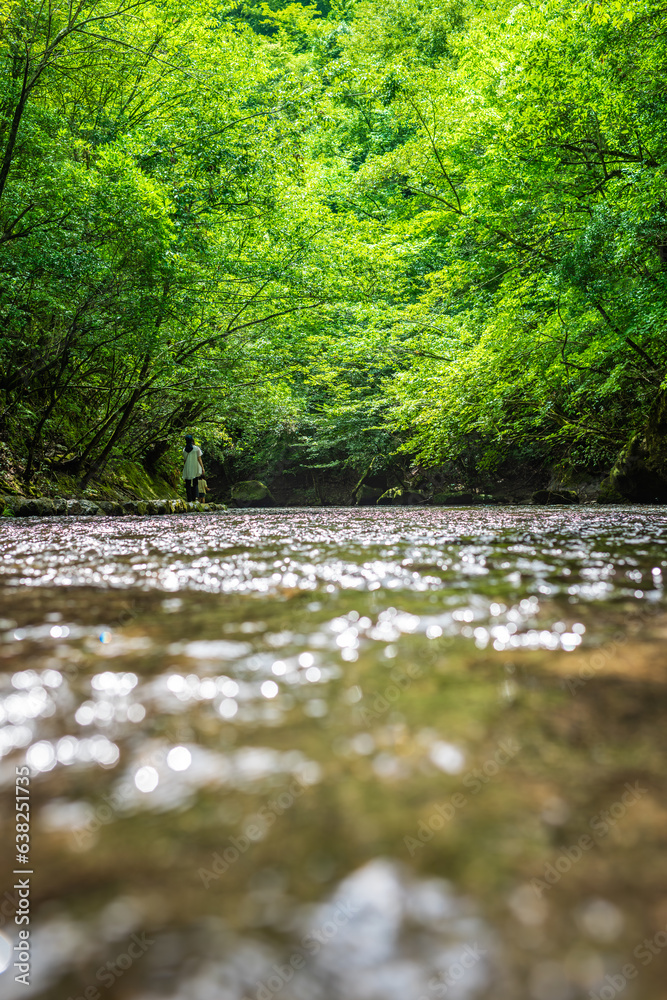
[{"left": 2, "top": 0, "right": 667, "bottom": 503}]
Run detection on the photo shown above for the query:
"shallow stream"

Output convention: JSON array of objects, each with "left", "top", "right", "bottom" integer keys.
[{"left": 1, "top": 507, "right": 666, "bottom": 1000}]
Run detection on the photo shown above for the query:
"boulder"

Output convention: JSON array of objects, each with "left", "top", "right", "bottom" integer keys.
[
  {"left": 12, "top": 499, "right": 33, "bottom": 516},
  {"left": 8, "top": 498, "right": 53, "bottom": 516},
  {"left": 4, "top": 496, "right": 103, "bottom": 517},
  {"left": 231, "top": 480, "right": 275, "bottom": 507},
  {"left": 34, "top": 498, "right": 56, "bottom": 516},
  {"left": 98, "top": 501, "right": 123, "bottom": 515},
  {"left": 531, "top": 489, "right": 579, "bottom": 505}
]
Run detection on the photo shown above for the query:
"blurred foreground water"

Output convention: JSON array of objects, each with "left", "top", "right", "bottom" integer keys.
[{"left": 1, "top": 506, "right": 667, "bottom": 1000}]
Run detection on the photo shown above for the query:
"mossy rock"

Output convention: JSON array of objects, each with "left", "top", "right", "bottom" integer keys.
[
  {"left": 35, "top": 498, "right": 57, "bottom": 516},
  {"left": 531, "top": 489, "right": 579, "bottom": 505},
  {"left": 8, "top": 498, "right": 52, "bottom": 516},
  {"left": 431, "top": 491, "right": 474, "bottom": 505},
  {"left": 8, "top": 498, "right": 31, "bottom": 517},
  {"left": 98, "top": 501, "right": 123, "bottom": 515},
  {"left": 32, "top": 499, "right": 53, "bottom": 516},
  {"left": 596, "top": 478, "right": 627, "bottom": 504},
  {"left": 231, "top": 480, "right": 275, "bottom": 507},
  {"left": 2, "top": 496, "right": 74, "bottom": 517},
  {"left": 81, "top": 500, "right": 101, "bottom": 515}
]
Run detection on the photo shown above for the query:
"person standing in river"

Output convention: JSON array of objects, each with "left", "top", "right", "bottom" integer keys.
[{"left": 182, "top": 434, "right": 205, "bottom": 501}]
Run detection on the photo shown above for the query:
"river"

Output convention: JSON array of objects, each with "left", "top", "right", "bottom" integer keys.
[{"left": 0, "top": 506, "right": 666, "bottom": 1000}]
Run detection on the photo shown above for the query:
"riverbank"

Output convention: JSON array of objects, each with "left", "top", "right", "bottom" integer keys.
[
  {"left": 0, "top": 443, "right": 654, "bottom": 512},
  {"left": 1, "top": 496, "right": 228, "bottom": 517}
]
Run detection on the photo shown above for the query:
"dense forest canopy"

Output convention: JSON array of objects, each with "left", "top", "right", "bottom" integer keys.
[{"left": 1, "top": 0, "right": 666, "bottom": 497}]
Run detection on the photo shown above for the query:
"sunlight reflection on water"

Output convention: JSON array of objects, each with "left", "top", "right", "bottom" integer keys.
[{"left": 1, "top": 507, "right": 667, "bottom": 999}]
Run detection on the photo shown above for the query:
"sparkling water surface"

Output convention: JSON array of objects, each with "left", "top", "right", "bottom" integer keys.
[{"left": 0, "top": 507, "right": 666, "bottom": 1000}]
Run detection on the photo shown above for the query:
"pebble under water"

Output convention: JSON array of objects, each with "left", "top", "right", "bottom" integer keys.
[{"left": 0, "top": 506, "right": 666, "bottom": 1000}]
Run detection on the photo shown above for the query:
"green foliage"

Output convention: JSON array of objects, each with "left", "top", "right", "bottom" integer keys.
[{"left": 2, "top": 0, "right": 667, "bottom": 492}]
